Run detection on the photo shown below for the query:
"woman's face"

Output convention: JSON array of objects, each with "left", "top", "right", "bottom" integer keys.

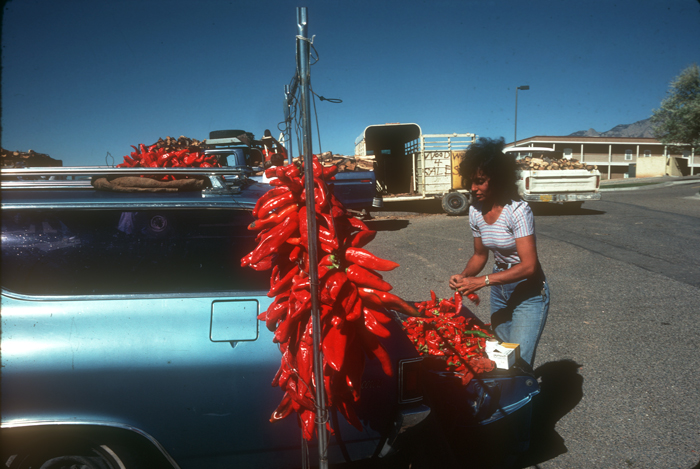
[{"left": 471, "top": 169, "right": 492, "bottom": 202}]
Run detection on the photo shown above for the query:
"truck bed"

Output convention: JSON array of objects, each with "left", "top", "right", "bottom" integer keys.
[{"left": 517, "top": 169, "right": 601, "bottom": 203}]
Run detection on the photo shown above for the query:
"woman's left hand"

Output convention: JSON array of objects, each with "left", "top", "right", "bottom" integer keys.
[{"left": 451, "top": 275, "right": 483, "bottom": 295}]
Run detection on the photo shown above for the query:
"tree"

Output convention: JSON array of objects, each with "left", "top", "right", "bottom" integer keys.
[{"left": 651, "top": 63, "right": 700, "bottom": 151}]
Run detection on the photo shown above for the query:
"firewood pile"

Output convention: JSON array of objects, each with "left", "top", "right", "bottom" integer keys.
[
  {"left": 149, "top": 135, "right": 206, "bottom": 153},
  {"left": 1, "top": 148, "right": 62, "bottom": 167},
  {"left": 516, "top": 155, "right": 597, "bottom": 172},
  {"left": 305, "top": 151, "right": 375, "bottom": 172}
]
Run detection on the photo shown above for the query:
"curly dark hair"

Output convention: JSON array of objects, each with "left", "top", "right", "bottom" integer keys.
[{"left": 458, "top": 137, "right": 520, "bottom": 203}]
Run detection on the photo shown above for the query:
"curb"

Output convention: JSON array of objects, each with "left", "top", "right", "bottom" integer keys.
[{"left": 600, "top": 178, "right": 700, "bottom": 192}]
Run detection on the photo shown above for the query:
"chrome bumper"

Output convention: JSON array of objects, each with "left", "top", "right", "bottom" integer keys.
[{"left": 523, "top": 192, "right": 601, "bottom": 203}]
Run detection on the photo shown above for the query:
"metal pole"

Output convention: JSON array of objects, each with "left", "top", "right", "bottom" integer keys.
[
  {"left": 284, "top": 84, "right": 293, "bottom": 158},
  {"left": 514, "top": 88, "right": 519, "bottom": 144},
  {"left": 296, "top": 7, "right": 329, "bottom": 469},
  {"left": 514, "top": 85, "right": 529, "bottom": 144}
]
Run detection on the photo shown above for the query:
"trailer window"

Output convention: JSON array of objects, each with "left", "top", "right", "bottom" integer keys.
[{"left": 1, "top": 209, "right": 268, "bottom": 296}]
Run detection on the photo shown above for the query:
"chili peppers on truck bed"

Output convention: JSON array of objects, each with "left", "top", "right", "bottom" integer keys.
[
  {"left": 117, "top": 140, "right": 219, "bottom": 179},
  {"left": 403, "top": 291, "right": 495, "bottom": 385},
  {"left": 242, "top": 155, "right": 419, "bottom": 441}
]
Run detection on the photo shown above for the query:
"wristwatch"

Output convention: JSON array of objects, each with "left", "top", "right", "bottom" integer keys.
[{"left": 484, "top": 275, "right": 490, "bottom": 286}]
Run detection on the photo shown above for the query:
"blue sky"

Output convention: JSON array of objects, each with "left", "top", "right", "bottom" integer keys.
[{"left": 2, "top": 0, "right": 699, "bottom": 166}]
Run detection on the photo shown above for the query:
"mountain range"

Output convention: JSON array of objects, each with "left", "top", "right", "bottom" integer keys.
[{"left": 569, "top": 118, "right": 655, "bottom": 138}]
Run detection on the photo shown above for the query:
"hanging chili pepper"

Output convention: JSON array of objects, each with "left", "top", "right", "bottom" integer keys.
[
  {"left": 346, "top": 264, "right": 392, "bottom": 291},
  {"left": 358, "top": 288, "right": 419, "bottom": 316},
  {"left": 345, "top": 247, "right": 400, "bottom": 272}
]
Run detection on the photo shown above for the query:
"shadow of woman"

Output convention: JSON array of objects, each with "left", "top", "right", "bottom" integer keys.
[{"left": 514, "top": 359, "right": 584, "bottom": 468}]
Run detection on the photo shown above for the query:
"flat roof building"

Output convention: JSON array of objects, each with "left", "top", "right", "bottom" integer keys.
[{"left": 510, "top": 136, "right": 697, "bottom": 179}]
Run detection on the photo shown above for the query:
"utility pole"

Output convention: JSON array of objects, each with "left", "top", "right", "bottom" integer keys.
[{"left": 514, "top": 85, "right": 530, "bottom": 143}]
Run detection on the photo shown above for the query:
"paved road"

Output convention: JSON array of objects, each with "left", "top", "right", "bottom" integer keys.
[{"left": 364, "top": 181, "right": 700, "bottom": 469}]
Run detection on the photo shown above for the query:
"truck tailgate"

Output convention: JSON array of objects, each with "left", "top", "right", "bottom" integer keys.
[{"left": 523, "top": 170, "right": 599, "bottom": 193}]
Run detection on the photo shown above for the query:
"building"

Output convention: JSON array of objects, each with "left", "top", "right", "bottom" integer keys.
[{"left": 510, "top": 136, "right": 698, "bottom": 179}]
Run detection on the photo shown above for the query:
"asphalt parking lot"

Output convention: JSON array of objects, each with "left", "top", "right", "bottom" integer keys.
[{"left": 363, "top": 177, "right": 700, "bottom": 469}]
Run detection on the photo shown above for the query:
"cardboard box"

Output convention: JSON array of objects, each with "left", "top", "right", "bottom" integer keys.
[{"left": 487, "top": 342, "right": 520, "bottom": 370}]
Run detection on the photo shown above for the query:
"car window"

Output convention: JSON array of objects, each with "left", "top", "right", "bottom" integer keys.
[{"left": 1, "top": 209, "right": 268, "bottom": 296}]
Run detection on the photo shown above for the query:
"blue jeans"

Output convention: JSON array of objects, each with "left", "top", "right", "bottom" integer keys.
[{"left": 490, "top": 265, "right": 550, "bottom": 367}]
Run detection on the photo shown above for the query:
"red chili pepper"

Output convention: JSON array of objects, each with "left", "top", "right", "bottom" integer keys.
[
  {"left": 249, "top": 203, "right": 299, "bottom": 231},
  {"left": 253, "top": 187, "right": 290, "bottom": 217},
  {"left": 322, "top": 164, "right": 338, "bottom": 179},
  {"left": 347, "top": 230, "right": 377, "bottom": 248},
  {"left": 249, "top": 217, "right": 299, "bottom": 265},
  {"left": 362, "top": 308, "right": 391, "bottom": 338},
  {"left": 357, "top": 326, "right": 393, "bottom": 377},
  {"left": 258, "top": 192, "right": 296, "bottom": 219},
  {"left": 323, "top": 322, "right": 348, "bottom": 372},
  {"left": 289, "top": 245, "right": 302, "bottom": 263},
  {"left": 311, "top": 158, "right": 324, "bottom": 178},
  {"left": 345, "top": 247, "right": 400, "bottom": 272},
  {"left": 270, "top": 391, "right": 294, "bottom": 422},
  {"left": 324, "top": 271, "right": 348, "bottom": 301},
  {"left": 358, "top": 288, "right": 420, "bottom": 316},
  {"left": 268, "top": 264, "right": 300, "bottom": 298},
  {"left": 264, "top": 293, "right": 290, "bottom": 331},
  {"left": 346, "top": 264, "right": 392, "bottom": 292},
  {"left": 467, "top": 293, "right": 480, "bottom": 306},
  {"left": 348, "top": 217, "right": 370, "bottom": 232},
  {"left": 285, "top": 164, "right": 301, "bottom": 179}
]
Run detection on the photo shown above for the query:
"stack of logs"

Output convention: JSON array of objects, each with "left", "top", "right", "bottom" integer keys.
[
  {"left": 295, "top": 151, "right": 375, "bottom": 172},
  {"left": 516, "top": 155, "right": 598, "bottom": 172},
  {"left": 148, "top": 135, "right": 206, "bottom": 153},
  {"left": 1, "top": 148, "right": 62, "bottom": 167}
]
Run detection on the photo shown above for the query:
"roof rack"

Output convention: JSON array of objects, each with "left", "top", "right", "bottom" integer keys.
[{"left": 1, "top": 166, "right": 254, "bottom": 192}]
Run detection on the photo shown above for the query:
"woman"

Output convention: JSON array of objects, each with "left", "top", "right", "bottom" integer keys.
[{"left": 449, "top": 137, "right": 549, "bottom": 367}]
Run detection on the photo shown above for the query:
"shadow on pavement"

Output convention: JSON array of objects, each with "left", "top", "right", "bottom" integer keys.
[
  {"left": 371, "top": 199, "right": 447, "bottom": 215},
  {"left": 514, "top": 359, "right": 584, "bottom": 468},
  {"left": 329, "top": 359, "right": 584, "bottom": 469},
  {"left": 364, "top": 219, "right": 410, "bottom": 232},
  {"left": 529, "top": 203, "right": 605, "bottom": 217}
]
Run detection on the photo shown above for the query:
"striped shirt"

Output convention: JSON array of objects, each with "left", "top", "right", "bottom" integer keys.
[{"left": 469, "top": 199, "right": 535, "bottom": 264}]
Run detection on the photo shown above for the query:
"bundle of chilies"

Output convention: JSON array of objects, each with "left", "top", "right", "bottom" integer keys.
[
  {"left": 242, "top": 156, "right": 419, "bottom": 440},
  {"left": 117, "top": 143, "right": 219, "bottom": 180},
  {"left": 403, "top": 291, "right": 495, "bottom": 385}
]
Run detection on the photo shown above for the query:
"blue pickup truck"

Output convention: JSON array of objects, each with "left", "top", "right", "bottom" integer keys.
[
  {"left": 0, "top": 166, "right": 427, "bottom": 469},
  {"left": 204, "top": 130, "right": 378, "bottom": 212}
]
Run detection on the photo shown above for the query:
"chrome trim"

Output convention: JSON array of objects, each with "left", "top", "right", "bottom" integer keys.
[
  {"left": 1, "top": 419, "right": 181, "bottom": 469},
  {"left": 1, "top": 288, "right": 271, "bottom": 302},
  {"left": 1, "top": 202, "right": 254, "bottom": 210},
  {"left": 1, "top": 167, "right": 248, "bottom": 176}
]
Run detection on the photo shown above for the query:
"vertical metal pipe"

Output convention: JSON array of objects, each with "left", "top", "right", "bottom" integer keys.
[
  {"left": 514, "top": 88, "right": 519, "bottom": 143},
  {"left": 296, "top": 7, "right": 329, "bottom": 469},
  {"left": 284, "top": 84, "right": 293, "bottom": 158}
]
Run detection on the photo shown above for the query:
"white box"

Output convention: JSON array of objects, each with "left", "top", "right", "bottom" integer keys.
[{"left": 486, "top": 342, "right": 520, "bottom": 370}]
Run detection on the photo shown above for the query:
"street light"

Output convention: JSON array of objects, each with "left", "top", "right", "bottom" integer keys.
[{"left": 514, "top": 85, "right": 530, "bottom": 143}]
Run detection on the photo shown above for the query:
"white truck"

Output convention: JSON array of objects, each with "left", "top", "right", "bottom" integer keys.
[
  {"left": 505, "top": 146, "right": 602, "bottom": 209},
  {"left": 355, "top": 123, "right": 476, "bottom": 215}
]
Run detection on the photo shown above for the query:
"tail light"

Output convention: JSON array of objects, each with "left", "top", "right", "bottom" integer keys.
[
  {"left": 525, "top": 177, "right": 530, "bottom": 190},
  {"left": 399, "top": 358, "right": 423, "bottom": 403}
]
